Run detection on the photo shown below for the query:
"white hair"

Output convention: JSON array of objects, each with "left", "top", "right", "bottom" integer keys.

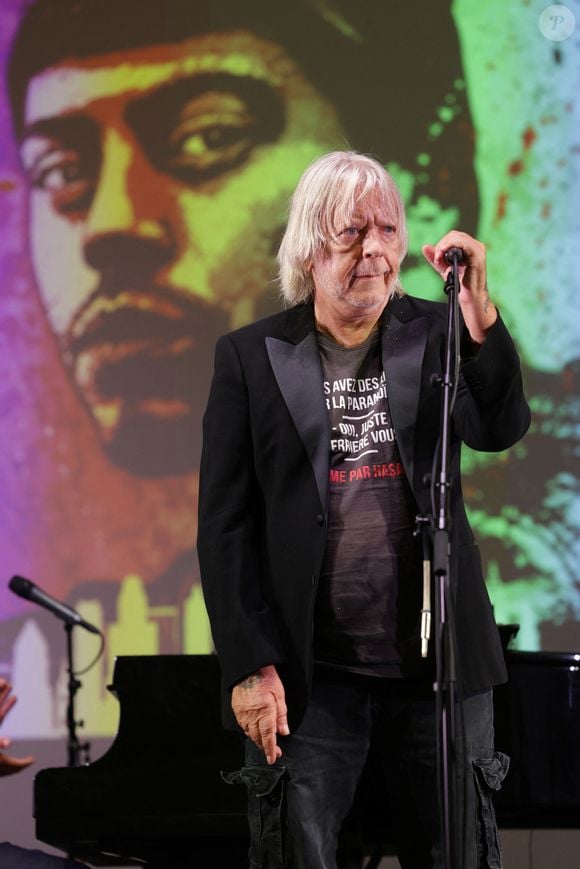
[{"left": 277, "top": 151, "right": 408, "bottom": 304}]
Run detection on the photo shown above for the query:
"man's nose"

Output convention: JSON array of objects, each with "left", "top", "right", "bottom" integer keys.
[
  {"left": 361, "top": 226, "right": 384, "bottom": 258},
  {"left": 83, "top": 127, "right": 174, "bottom": 274}
]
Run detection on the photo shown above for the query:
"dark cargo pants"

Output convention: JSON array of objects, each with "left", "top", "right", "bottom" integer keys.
[{"left": 225, "top": 676, "right": 508, "bottom": 869}]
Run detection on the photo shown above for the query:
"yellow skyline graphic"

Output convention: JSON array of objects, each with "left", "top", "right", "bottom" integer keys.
[{"left": 5, "top": 576, "right": 214, "bottom": 739}]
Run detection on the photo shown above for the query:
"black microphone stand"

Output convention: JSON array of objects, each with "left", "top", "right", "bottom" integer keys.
[
  {"left": 431, "top": 249, "right": 463, "bottom": 869},
  {"left": 64, "top": 622, "right": 91, "bottom": 768}
]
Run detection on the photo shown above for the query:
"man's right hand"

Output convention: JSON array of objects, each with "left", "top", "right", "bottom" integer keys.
[{"left": 231, "top": 665, "right": 289, "bottom": 765}]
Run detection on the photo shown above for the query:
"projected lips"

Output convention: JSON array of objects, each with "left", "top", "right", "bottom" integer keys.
[{"left": 66, "top": 289, "right": 229, "bottom": 476}]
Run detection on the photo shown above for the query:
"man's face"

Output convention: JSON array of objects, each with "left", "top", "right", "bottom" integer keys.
[
  {"left": 311, "top": 197, "right": 403, "bottom": 327},
  {"left": 20, "top": 31, "right": 344, "bottom": 474}
]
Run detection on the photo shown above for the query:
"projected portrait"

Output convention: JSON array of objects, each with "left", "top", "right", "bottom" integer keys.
[
  {"left": 0, "top": 0, "right": 578, "bottom": 738},
  {"left": 6, "top": 0, "right": 474, "bottom": 477}
]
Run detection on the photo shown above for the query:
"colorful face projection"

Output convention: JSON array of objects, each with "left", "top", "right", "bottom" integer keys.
[{"left": 0, "top": 0, "right": 578, "bottom": 737}]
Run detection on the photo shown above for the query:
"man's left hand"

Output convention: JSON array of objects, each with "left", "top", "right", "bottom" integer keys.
[{"left": 422, "top": 231, "right": 497, "bottom": 344}]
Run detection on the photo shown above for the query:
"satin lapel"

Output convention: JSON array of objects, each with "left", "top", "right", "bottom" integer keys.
[
  {"left": 382, "top": 313, "right": 430, "bottom": 490},
  {"left": 266, "top": 332, "right": 329, "bottom": 512}
]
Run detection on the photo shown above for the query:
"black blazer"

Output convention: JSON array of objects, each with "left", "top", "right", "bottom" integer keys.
[{"left": 198, "top": 295, "right": 531, "bottom": 731}]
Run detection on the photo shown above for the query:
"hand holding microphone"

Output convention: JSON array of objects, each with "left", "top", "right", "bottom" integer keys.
[{"left": 422, "top": 230, "right": 497, "bottom": 344}]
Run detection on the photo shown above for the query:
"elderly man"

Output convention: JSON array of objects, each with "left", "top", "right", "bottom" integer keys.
[{"left": 198, "top": 151, "right": 530, "bottom": 868}]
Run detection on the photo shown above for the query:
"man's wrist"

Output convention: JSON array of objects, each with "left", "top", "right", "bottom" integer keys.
[
  {"left": 234, "top": 664, "right": 278, "bottom": 690},
  {"left": 462, "top": 294, "right": 498, "bottom": 345},
  {"left": 236, "top": 672, "right": 265, "bottom": 689}
]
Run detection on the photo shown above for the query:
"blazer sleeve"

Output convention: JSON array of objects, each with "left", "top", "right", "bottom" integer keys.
[
  {"left": 453, "top": 312, "right": 531, "bottom": 451},
  {"left": 197, "top": 334, "right": 285, "bottom": 691}
]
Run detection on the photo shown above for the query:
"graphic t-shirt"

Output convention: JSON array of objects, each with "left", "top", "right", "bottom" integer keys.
[{"left": 313, "top": 330, "right": 422, "bottom": 677}]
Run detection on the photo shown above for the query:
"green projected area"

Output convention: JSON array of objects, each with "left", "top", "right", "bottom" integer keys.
[{"left": 454, "top": 0, "right": 580, "bottom": 648}]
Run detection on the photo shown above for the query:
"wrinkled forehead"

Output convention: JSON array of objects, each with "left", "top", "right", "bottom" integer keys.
[{"left": 24, "top": 30, "right": 294, "bottom": 123}]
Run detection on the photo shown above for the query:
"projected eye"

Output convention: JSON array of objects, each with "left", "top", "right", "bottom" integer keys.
[
  {"left": 168, "top": 93, "right": 257, "bottom": 177},
  {"left": 27, "top": 150, "right": 95, "bottom": 214}
]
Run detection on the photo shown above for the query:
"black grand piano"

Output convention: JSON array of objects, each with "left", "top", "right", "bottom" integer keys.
[
  {"left": 35, "top": 656, "right": 249, "bottom": 868},
  {"left": 34, "top": 652, "right": 580, "bottom": 867}
]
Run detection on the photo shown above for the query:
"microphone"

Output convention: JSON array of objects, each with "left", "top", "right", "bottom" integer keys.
[
  {"left": 8, "top": 575, "right": 101, "bottom": 635},
  {"left": 444, "top": 247, "right": 464, "bottom": 265}
]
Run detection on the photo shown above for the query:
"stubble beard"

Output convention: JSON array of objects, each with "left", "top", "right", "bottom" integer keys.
[{"left": 339, "top": 273, "right": 396, "bottom": 312}]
